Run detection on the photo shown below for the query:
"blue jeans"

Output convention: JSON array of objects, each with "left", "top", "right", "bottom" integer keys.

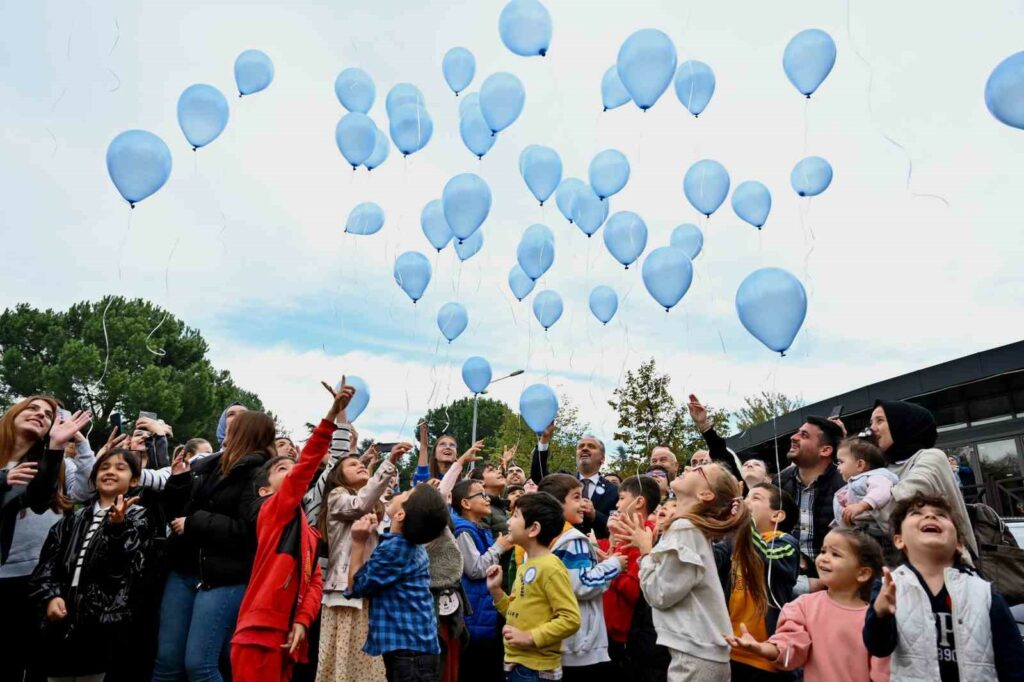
[
  {"left": 506, "top": 664, "right": 542, "bottom": 681},
  {"left": 152, "top": 571, "right": 247, "bottom": 682}
]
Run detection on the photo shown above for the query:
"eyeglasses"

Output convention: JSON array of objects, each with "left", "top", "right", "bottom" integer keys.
[
  {"left": 646, "top": 470, "right": 668, "bottom": 479},
  {"left": 466, "top": 492, "right": 489, "bottom": 501}
]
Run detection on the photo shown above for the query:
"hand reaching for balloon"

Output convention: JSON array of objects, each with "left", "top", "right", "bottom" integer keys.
[
  {"left": 687, "top": 394, "right": 709, "bottom": 431},
  {"left": 459, "top": 441, "right": 485, "bottom": 467},
  {"left": 539, "top": 422, "right": 555, "bottom": 445},
  {"left": 501, "top": 444, "right": 518, "bottom": 471}
]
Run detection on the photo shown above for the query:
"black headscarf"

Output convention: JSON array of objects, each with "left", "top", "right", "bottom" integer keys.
[{"left": 875, "top": 400, "right": 937, "bottom": 464}]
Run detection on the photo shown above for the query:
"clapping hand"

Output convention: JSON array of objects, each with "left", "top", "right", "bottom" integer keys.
[{"left": 611, "top": 512, "right": 654, "bottom": 556}]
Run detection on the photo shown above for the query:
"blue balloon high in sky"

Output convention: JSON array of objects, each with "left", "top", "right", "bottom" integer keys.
[
  {"left": 106, "top": 130, "right": 172, "bottom": 207},
  {"left": 177, "top": 84, "right": 229, "bottom": 150},
  {"left": 437, "top": 302, "right": 469, "bottom": 343},
  {"left": 508, "top": 264, "right": 536, "bottom": 301},
  {"left": 985, "top": 52, "right": 1024, "bottom": 130},
  {"left": 670, "top": 224, "right": 703, "bottom": 260},
  {"left": 421, "top": 199, "right": 454, "bottom": 252},
  {"left": 603, "top": 211, "right": 648, "bottom": 269},
  {"left": 790, "top": 156, "right": 833, "bottom": 197},
  {"left": 454, "top": 228, "right": 484, "bottom": 261},
  {"left": 683, "top": 159, "right": 730, "bottom": 217},
  {"left": 617, "top": 29, "right": 677, "bottom": 110},
  {"left": 601, "top": 66, "right": 631, "bottom": 111},
  {"left": 532, "top": 290, "right": 563, "bottom": 330},
  {"left": 589, "top": 149, "right": 630, "bottom": 200},
  {"left": 335, "top": 68, "right": 375, "bottom": 113},
  {"left": 555, "top": 178, "right": 586, "bottom": 224},
  {"left": 480, "top": 72, "right": 526, "bottom": 133},
  {"left": 389, "top": 103, "right": 433, "bottom": 156},
  {"left": 736, "top": 267, "right": 807, "bottom": 355},
  {"left": 517, "top": 224, "right": 555, "bottom": 280},
  {"left": 335, "top": 113, "right": 377, "bottom": 168},
  {"left": 674, "top": 60, "right": 716, "bottom": 117},
  {"left": 462, "top": 356, "right": 492, "bottom": 394},
  {"left": 341, "top": 375, "right": 370, "bottom": 422},
  {"left": 234, "top": 49, "right": 274, "bottom": 96},
  {"left": 460, "top": 99, "right": 497, "bottom": 158},
  {"left": 572, "top": 185, "right": 610, "bottom": 237},
  {"left": 499, "top": 0, "right": 552, "bottom": 57},
  {"left": 731, "top": 180, "right": 772, "bottom": 229},
  {"left": 783, "top": 29, "right": 836, "bottom": 97},
  {"left": 364, "top": 128, "right": 390, "bottom": 170},
  {"left": 642, "top": 246, "right": 693, "bottom": 311},
  {"left": 519, "top": 145, "right": 562, "bottom": 205},
  {"left": 589, "top": 285, "right": 618, "bottom": 325},
  {"left": 345, "top": 202, "right": 385, "bottom": 236},
  {"left": 519, "top": 383, "right": 558, "bottom": 434},
  {"left": 385, "top": 83, "right": 425, "bottom": 117},
  {"left": 443, "top": 47, "right": 476, "bottom": 95},
  {"left": 443, "top": 173, "right": 492, "bottom": 242},
  {"left": 393, "top": 251, "right": 432, "bottom": 303}
]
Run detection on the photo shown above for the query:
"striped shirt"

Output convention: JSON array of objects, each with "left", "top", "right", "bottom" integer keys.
[
  {"left": 72, "top": 505, "right": 108, "bottom": 588},
  {"left": 302, "top": 423, "right": 351, "bottom": 526}
]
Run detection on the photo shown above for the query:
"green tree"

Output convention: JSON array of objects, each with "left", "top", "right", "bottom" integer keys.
[
  {"left": 495, "top": 393, "right": 588, "bottom": 476},
  {"left": 734, "top": 391, "right": 804, "bottom": 431},
  {"left": 418, "top": 396, "right": 514, "bottom": 459},
  {"left": 0, "top": 296, "right": 263, "bottom": 446}
]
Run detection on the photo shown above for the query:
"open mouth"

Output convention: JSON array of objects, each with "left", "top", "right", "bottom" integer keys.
[{"left": 920, "top": 522, "right": 944, "bottom": 534}]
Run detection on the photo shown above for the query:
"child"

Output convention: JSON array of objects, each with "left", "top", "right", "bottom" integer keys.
[
  {"left": 727, "top": 528, "right": 890, "bottom": 682},
  {"left": 505, "top": 484, "right": 526, "bottom": 511},
  {"left": 484, "top": 492, "right": 581, "bottom": 681},
  {"left": 451, "top": 479, "right": 513, "bottom": 680},
  {"left": 614, "top": 463, "right": 761, "bottom": 681},
  {"left": 864, "top": 493, "right": 1024, "bottom": 680},
  {"left": 346, "top": 484, "right": 450, "bottom": 682},
  {"left": 468, "top": 460, "right": 512, "bottom": 534},
  {"left": 833, "top": 438, "right": 899, "bottom": 529},
  {"left": 29, "top": 448, "right": 152, "bottom": 680}
]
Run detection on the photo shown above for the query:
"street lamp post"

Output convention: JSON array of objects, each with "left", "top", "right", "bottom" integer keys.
[{"left": 471, "top": 369, "right": 525, "bottom": 446}]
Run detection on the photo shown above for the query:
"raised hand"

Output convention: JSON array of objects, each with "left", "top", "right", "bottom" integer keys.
[
  {"left": 496, "top": 533, "right": 514, "bottom": 551},
  {"left": 829, "top": 416, "right": 847, "bottom": 438},
  {"left": 501, "top": 444, "right": 518, "bottom": 470},
  {"left": 98, "top": 430, "right": 129, "bottom": 460},
  {"left": 687, "top": 394, "right": 708, "bottom": 431},
  {"left": 459, "top": 440, "right": 486, "bottom": 466},
  {"left": 539, "top": 422, "right": 555, "bottom": 445},
  {"left": 108, "top": 494, "right": 140, "bottom": 524},
  {"left": 171, "top": 452, "right": 190, "bottom": 475},
  {"left": 5, "top": 462, "right": 38, "bottom": 487},
  {"left": 485, "top": 564, "right": 503, "bottom": 593},
  {"left": 282, "top": 622, "right": 307, "bottom": 655},
  {"left": 322, "top": 375, "right": 356, "bottom": 423},
  {"left": 388, "top": 442, "right": 412, "bottom": 465},
  {"left": 873, "top": 567, "right": 896, "bottom": 616},
  {"left": 49, "top": 410, "right": 92, "bottom": 450}
]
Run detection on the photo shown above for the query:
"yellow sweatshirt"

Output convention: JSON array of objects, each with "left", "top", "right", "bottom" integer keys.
[{"left": 495, "top": 552, "right": 581, "bottom": 673}]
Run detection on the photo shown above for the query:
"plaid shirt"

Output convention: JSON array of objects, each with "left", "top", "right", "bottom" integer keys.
[
  {"left": 346, "top": 532, "right": 440, "bottom": 656},
  {"left": 796, "top": 480, "right": 815, "bottom": 560}
]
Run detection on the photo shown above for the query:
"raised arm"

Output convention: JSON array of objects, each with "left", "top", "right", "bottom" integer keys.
[{"left": 529, "top": 422, "right": 554, "bottom": 483}]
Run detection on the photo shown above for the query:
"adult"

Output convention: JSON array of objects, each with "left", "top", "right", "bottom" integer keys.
[
  {"left": 686, "top": 394, "right": 743, "bottom": 482},
  {"left": 529, "top": 423, "right": 618, "bottom": 538},
  {"left": 505, "top": 464, "right": 527, "bottom": 487},
  {"left": 689, "top": 449, "right": 712, "bottom": 467},
  {"left": 649, "top": 445, "right": 680, "bottom": 477},
  {"left": 153, "top": 410, "right": 276, "bottom": 682},
  {"left": 216, "top": 402, "right": 248, "bottom": 450}
]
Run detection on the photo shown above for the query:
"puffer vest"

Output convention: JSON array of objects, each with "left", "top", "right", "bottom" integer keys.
[{"left": 453, "top": 515, "right": 500, "bottom": 641}]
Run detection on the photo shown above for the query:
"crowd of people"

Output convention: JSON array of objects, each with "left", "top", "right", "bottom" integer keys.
[{"left": 1, "top": 380, "right": 1023, "bottom": 682}]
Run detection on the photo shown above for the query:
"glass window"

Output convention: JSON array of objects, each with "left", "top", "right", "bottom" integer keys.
[
  {"left": 968, "top": 394, "right": 1014, "bottom": 425},
  {"left": 933, "top": 402, "right": 968, "bottom": 429},
  {"left": 976, "top": 439, "right": 1021, "bottom": 482}
]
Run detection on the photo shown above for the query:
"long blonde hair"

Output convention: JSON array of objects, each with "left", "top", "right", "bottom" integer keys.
[{"left": 0, "top": 395, "right": 59, "bottom": 468}]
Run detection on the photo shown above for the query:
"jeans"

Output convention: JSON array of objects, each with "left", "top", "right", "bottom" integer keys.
[
  {"left": 505, "top": 666, "right": 541, "bottom": 681},
  {"left": 152, "top": 571, "right": 246, "bottom": 682},
  {"left": 383, "top": 650, "right": 440, "bottom": 682}
]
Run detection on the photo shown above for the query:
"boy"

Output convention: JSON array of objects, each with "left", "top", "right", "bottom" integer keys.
[
  {"left": 346, "top": 483, "right": 450, "bottom": 682},
  {"left": 864, "top": 492, "right": 1024, "bottom": 681},
  {"left": 505, "top": 484, "right": 526, "bottom": 511},
  {"left": 539, "top": 473, "right": 624, "bottom": 680},
  {"left": 469, "top": 463, "right": 512, "bottom": 534},
  {"left": 485, "top": 492, "right": 581, "bottom": 680}
]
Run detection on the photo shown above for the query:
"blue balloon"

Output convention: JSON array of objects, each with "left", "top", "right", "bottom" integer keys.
[
  {"left": 443, "top": 173, "right": 492, "bottom": 242},
  {"left": 674, "top": 60, "right": 715, "bottom": 117},
  {"left": 589, "top": 149, "right": 630, "bottom": 200},
  {"left": 340, "top": 375, "right": 371, "bottom": 422},
  {"left": 508, "top": 265, "right": 536, "bottom": 301},
  {"left": 335, "top": 113, "right": 377, "bottom": 168},
  {"left": 642, "top": 246, "right": 693, "bottom": 311},
  {"left": 437, "top": 302, "right": 469, "bottom": 342},
  {"left": 731, "top": 180, "right": 772, "bottom": 229},
  {"left": 519, "top": 383, "right": 558, "bottom": 434},
  {"left": 519, "top": 145, "right": 562, "bottom": 205},
  {"left": 616, "top": 29, "right": 677, "bottom": 111},
  {"left": 588, "top": 285, "right": 618, "bottom": 325},
  {"left": 790, "top": 156, "right": 833, "bottom": 197},
  {"left": 499, "top": 0, "right": 552, "bottom": 57},
  {"left": 985, "top": 52, "right": 1024, "bottom": 130},
  {"left": 389, "top": 103, "right": 433, "bottom": 156},
  {"left": 459, "top": 106, "right": 497, "bottom": 159},
  {"left": 601, "top": 65, "right": 631, "bottom": 111},
  {"left": 532, "top": 290, "right": 563, "bottom": 330},
  {"left": 364, "top": 127, "right": 390, "bottom": 170},
  {"left": 603, "top": 211, "right": 647, "bottom": 269},
  {"left": 462, "top": 356, "right": 492, "bottom": 394},
  {"left": 106, "top": 130, "right": 172, "bottom": 207},
  {"left": 394, "top": 251, "right": 432, "bottom": 302},
  {"left": 421, "top": 199, "right": 453, "bottom": 252},
  {"left": 670, "top": 223, "right": 703, "bottom": 260},
  {"left": 517, "top": 224, "right": 555, "bottom": 280},
  {"left": 334, "top": 68, "right": 375, "bottom": 113},
  {"left": 480, "top": 72, "right": 526, "bottom": 133},
  {"left": 683, "top": 159, "right": 730, "bottom": 217},
  {"left": 234, "top": 49, "right": 274, "bottom": 96},
  {"left": 459, "top": 92, "right": 480, "bottom": 119},
  {"left": 572, "top": 185, "right": 610, "bottom": 237},
  {"left": 455, "top": 229, "right": 484, "bottom": 261},
  {"left": 443, "top": 47, "right": 476, "bottom": 95},
  {"left": 783, "top": 29, "right": 836, "bottom": 98},
  {"left": 736, "top": 267, "right": 807, "bottom": 355},
  {"left": 385, "top": 83, "right": 425, "bottom": 117},
  {"left": 177, "top": 84, "right": 229, "bottom": 150},
  {"left": 345, "top": 202, "right": 384, "bottom": 236},
  {"left": 555, "top": 178, "right": 586, "bottom": 224}
]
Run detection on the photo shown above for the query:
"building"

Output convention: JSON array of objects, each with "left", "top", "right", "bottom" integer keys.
[{"left": 727, "top": 340, "right": 1024, "bottom": 517}]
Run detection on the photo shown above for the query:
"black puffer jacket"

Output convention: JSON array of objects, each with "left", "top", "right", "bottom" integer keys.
[
  {"left": 28, "top": 504, "right": 152, "bottom": 626},
  {"left": 163, "top": 451, "right": 268, "bottom": 587}
]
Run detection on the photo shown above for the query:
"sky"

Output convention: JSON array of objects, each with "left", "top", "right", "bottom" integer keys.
[{"left": 2, "top": 0, "right": 1024, "bottom": 451}]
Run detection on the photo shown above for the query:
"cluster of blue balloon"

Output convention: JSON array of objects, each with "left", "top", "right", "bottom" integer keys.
[{"left": 462, "top": 357, "right": 558, "bottom": 437}]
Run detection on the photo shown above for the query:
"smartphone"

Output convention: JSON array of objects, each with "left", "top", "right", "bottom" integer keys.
[
  {"left": 375, "top": 442, "right": 399, "bottom": 454},
  {"left": 139, "top": 410, "right": 158, "bottom": 421},
  {"left": 58, "top": 408, "right": 72, "bottom": 422},
  {"left": 829, "top": 404, "right": 844, "bottom": 419},
  {"left": 110, "top": 413, "right": 123, "bottom": 434}
]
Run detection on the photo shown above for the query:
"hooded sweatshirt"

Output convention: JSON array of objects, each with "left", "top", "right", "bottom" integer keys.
[{"left": 216, "top": 402, "right": 245, "bottom": 449}]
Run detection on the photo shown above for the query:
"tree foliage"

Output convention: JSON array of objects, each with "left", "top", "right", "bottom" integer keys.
[
  {"left": 418, "top": 396, "right": 513, "bottom": 457},
  {"left": 734, "top": 391, "right": 804, "bottom": 431},
  {"left": 495, "top": 393, "right": 588, "bottom": 475}
]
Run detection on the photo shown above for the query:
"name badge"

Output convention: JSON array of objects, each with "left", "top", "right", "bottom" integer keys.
[{"left": 596, "top": 486, "right": 605, "bottom": 496}]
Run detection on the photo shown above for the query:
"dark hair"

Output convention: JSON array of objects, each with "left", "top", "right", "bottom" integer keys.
[
  {"left": 620, "top": 475, "right": 661, "bottom": 516},
  {"left": 467, "top": 467, "right": 485, "bottom": 481},
  {"left": 838, "top": 437, "right": 886, "bottom": 470},
  {"left": 401, "top": 483, "right": 450, "bottom": 545},
  {"left": 451, "top": 479, "right": 484, "bottom": 515},
  {"left": 826, "top": 528, "right": 884, "bottom": 601},
  {"left": 752, "top": 482, "right": 798, "bottom": 534},
  {"left": 220, "top": 411, "right": 276, "bottom": 475},
  {"left": 429, "top": 433, "right": 459, "bottom": 480},
  {"left": 537, "top": 473, "right": 581, "bottom": 504},
  {"left": 805, "top": 416, "right": 842, "bottom": 456},
  {"left": 318, "top": 455, "right": 384, "bottom": 538},
  {"left": 515, "top": 492, "right": 566, "bottom": 546},
  {"left": 504, "top": 484, "right": 525, "bottom": 497},
  {"left": 889, "top": 492, "right": 961, "bottom": 544},
  {"left": 89, "top": 448, "right": 142, "bottom": 487},
  {"left": 254, "top": 455, "right": 293, "bottom": 489}
]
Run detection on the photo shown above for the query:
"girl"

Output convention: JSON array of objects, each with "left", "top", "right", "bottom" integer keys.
[
  {"left": 615, "top": 462, "right": 765, "bottom": 681},
  {"left": 29, "top": 448, "right": 152, "bottom": 682},
  {"left": 413, "top": 424, "right": 459, "bottom": 485},
  {"left": 726, "top": 528, "right": 890, "bottom": 682},
  {"left": 833, "top": 437, "right": 899, "bottom": 530}
]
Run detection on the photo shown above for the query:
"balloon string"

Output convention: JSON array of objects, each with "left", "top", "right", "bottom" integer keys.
[
  {"left": 803, "top": 97, "right": 810, "bottom": 154},
  {"left": 97, "top": 297, "right": 114, "bottom": 388},
  {"left": 116, "top": 207, "right": 135, "bottom": 282},
  {"left": 144, "top": 236, "right": 181, "bottom": 357}
]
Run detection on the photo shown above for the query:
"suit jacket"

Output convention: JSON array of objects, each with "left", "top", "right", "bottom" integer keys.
[{"left": 529, "top": 445, "right": 618, "bottom": 539}]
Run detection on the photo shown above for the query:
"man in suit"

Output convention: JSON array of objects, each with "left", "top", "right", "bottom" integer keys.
[{"left": 529, "top": 423, "right": 619, "bottom": 539}]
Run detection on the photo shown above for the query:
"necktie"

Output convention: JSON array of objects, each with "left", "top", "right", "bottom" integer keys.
[{"left": 583, "top": 478, "right": 593, "bottom": 500}]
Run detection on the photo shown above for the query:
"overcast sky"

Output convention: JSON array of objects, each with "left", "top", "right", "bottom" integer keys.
[{"left": 3, "top": 0, "right": 1024, "bottom": 454}]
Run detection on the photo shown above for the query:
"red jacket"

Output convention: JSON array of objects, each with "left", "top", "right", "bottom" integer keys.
[
  {"left": 599, "top": 518, "right": 656, "bottom": 643},
  {"left": 232, "top": 419, "right": 329, "bottom": 661}
]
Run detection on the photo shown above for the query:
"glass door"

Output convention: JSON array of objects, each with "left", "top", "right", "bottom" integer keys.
[{"left": 976, "top": 438, "right": 1024, "bottom": 516}]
